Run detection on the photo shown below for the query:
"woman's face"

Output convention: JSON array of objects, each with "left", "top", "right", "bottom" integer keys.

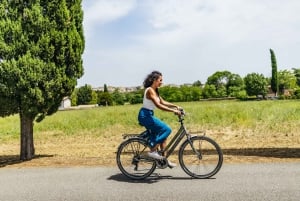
[{"left": 153, "top": 75, "right": 163, "bottom": 88}]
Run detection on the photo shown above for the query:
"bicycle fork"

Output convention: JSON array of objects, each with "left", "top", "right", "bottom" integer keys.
[{"left": 187, "top": 135, "right": 203, "bottom": 160}]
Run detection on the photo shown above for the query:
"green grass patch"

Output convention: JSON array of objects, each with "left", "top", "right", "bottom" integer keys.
[{"left": 1, "top": 100, "right": 300, "bottom": 141}]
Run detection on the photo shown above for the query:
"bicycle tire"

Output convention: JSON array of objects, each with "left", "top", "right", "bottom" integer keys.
[
  {"left": 116, "top": 138, "right": 156, "bottom": 180},
  {"left": 179, "top": 136, "right": 223, "bottom": 179}
]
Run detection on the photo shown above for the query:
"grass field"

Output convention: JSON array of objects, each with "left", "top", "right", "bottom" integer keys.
[{"left": 1, "top": 100, "right": 300, "bottom": 167}]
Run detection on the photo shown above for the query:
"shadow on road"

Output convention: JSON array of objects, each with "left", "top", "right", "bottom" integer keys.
[
  {"left": 0, "top": 154, "right": 54, "bottom": 168},
  {"left": 107, "top": 173, "right": 215, "bottom": 183},
  {"left": 107, "top": 173, "right": 161, "bottom": 184}
]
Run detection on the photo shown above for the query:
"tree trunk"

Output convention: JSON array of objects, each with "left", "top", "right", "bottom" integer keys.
[{"left": 20, "top": 113, "right": 35, "bottom": 160}]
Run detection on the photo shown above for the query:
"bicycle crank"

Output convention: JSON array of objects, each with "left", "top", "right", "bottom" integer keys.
[{"left": 156, "top": 158, "right": 168, "bottom": 169}]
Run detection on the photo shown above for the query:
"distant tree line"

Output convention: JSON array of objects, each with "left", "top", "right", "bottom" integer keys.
[
  {"left": 73, "top": 49, "right": 300, "bottom": 106},
  {"left": 74, "top": 67, "right": 300, "bottom": 106}
]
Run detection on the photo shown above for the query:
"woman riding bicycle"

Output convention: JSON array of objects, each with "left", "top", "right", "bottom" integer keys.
[{"left": 138, "top": 71, "right": 181, "bottom": 168}]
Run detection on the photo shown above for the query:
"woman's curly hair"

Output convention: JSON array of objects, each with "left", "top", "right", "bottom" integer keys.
[{"left": 143, "top": 71, "right": 162, "bottom": 88}]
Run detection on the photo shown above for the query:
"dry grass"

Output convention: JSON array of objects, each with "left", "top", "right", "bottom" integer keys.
[{"left": 1, "top": 127, "right": 299, "bottom": 168}]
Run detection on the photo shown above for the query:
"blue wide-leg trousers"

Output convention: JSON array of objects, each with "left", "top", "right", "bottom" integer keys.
[{"left": 138, "top": 108, "right": 172, "bottom": 148}]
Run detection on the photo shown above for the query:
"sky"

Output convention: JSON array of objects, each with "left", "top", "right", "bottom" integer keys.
[{"left": 78, "top": 0, "right": 300, "bottom": 87}]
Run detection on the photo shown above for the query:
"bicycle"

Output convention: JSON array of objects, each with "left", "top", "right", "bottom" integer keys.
[{"left": 116, "top": 109, "right": 223, "bottom": 180}]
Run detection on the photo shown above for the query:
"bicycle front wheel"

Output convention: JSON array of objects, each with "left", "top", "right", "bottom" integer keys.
[
  {"left": 116, "top": 138, "right": 156, "bottom": 180},
  {"left": 179, "top": 136, "right": 223, "bottom": 179}
]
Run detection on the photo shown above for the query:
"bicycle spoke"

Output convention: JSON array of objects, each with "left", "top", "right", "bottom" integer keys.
[
  {"left": 116, "top": 138, "right": 156, "bottom": 180},
  {"left": 179, "top": 136, "right": 223, "bottom": 178}
]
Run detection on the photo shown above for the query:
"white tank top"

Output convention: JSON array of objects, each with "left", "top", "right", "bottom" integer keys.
[{"left": 142, "top": 87, "right": 160, "bottom": 110}]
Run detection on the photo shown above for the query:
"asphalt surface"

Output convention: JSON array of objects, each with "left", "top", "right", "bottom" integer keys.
[{"left": 0, "top": 162, "right": 299, "bottom": 201}]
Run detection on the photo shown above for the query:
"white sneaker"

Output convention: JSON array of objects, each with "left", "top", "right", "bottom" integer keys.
[
  {"left": 168, "top": 160, "right": 177, "bottom": 168},
  {"left": 148, "top": 151, "right": 163, "bottom": 160}
]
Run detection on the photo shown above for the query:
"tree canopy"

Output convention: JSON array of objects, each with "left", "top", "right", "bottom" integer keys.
[{"left": 244, "top": 73, "right": 268, "bottom": 97}]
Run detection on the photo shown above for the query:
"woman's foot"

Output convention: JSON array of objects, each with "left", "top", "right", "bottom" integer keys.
[
  {"left": 147, "top": 151, "right": 163, "bottom": 160},
  {"left": 167, "top": 160, "right": 177, "bottom": 168}
]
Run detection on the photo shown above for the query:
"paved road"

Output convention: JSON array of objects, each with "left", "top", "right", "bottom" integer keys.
[{"left": 0, "top": 162, "right": 299, "bottom": 201}]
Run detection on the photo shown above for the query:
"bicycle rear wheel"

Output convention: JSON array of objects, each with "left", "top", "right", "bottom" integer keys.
[
  {"left": 179, "top": 136, "right": 223, "bottom": 179},
  {"left": 116, "top": 138, "right": 156, "bottom": 180}
]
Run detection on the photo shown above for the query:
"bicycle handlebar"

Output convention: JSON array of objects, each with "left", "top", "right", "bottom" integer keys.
[
  {"left": 177, "top": 108, "right": 185, "bottom": 121},
  {"left": 179, "top": 108, "right": 185, "bottom": 115}
]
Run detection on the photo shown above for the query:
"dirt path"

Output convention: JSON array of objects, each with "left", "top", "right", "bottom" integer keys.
[{"left": 1, "top": 130, "right": 300, "bottom": 168}]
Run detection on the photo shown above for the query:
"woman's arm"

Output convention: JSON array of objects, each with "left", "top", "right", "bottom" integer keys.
[
  {"left": 147, "top": 88, "right": 180, "bottom": 114},
  {"left": 159, "top": 96, "right": 179, "bottom": 109}
]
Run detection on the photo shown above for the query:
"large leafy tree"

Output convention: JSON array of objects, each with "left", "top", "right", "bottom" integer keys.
[
  {"left": 0, "top": 0, "right": 84, "bottom": 160},
  {"left": 277, "top": 70, "right": 297, "bottom": 95},
  {"left": 244, "top": 73, "right": 268, "bottom": 98},
  {"left": 77, "top": 84, "right": 94, "bottom": 105},
  {"left": 292, "top": 68, "right": 300, "bottom": 87},
  {"left": 97, "top": 91, "right": 113, "bottom": 106},
  {"left": 207, "top": 71, "right": 231, "bottom": 90},
  {"left": 112, "top": 89, "right": 125, "bottom": 105},
  {"left": 206, "top": 71, "right": 244, "bottom": 97},
  {"left": 227, "top": 73, "right": 244, "bottom": 91},
  {"left": 270, "top": 49, "right": 279, "bottom": 96},
  {"left": 202, "top": 84, "right": 218, "bottom": 99}
]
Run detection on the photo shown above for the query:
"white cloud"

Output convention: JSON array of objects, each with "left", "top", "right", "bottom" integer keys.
[
  {"left": 139, "top": 0, "right": 300, "bottom": 46},
  {"left": 79, "top": 0, "right": 300, "bottom": 87},
  {"left": 83, "top": 0, "right": 137, "bottom": 37}
]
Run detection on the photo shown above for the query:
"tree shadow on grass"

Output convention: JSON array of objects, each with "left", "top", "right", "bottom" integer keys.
[
  {"left": 0, "top": 154, "right": 54, "bottom": 168},
  {"left": 222, "top": 148, "right": 300, "bottom": 158}
]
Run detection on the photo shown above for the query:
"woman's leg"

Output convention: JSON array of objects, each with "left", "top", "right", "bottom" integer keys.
[
  {"left": 150, "top": 144, "right": 160, "bottom": 152},
  {"left": 152, "top": 117, "right": 171, "bottom": 144},
  {"left": 160, "top": 140, "right": 167, "bottom": 156},
  {"left": 138, "top": 109, "right": 171, "bottom": 158}
]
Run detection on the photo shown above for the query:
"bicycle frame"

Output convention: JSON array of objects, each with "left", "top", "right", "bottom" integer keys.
[
  {"left": 122, "top": 111, "right": 203, "bottom": 160},
  {"left": 160, "top": 115, "right": 190, "bottom": 158}
]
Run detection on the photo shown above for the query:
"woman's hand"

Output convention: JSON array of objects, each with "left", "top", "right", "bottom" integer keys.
[
  {"left": 173, "top": 108, "right": 182, "bottom": 116},
  {"left": 176, "top": 106, "right": 183, "bottom": 111}
]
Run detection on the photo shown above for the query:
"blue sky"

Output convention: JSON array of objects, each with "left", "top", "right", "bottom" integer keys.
[{"left": 78, "top": 0, "right": 300, "bottom": 87}]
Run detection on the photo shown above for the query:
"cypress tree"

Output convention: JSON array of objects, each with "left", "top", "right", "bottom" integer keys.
[{"left": 270, "top": 49, "right": 279, "bottom": 96}]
